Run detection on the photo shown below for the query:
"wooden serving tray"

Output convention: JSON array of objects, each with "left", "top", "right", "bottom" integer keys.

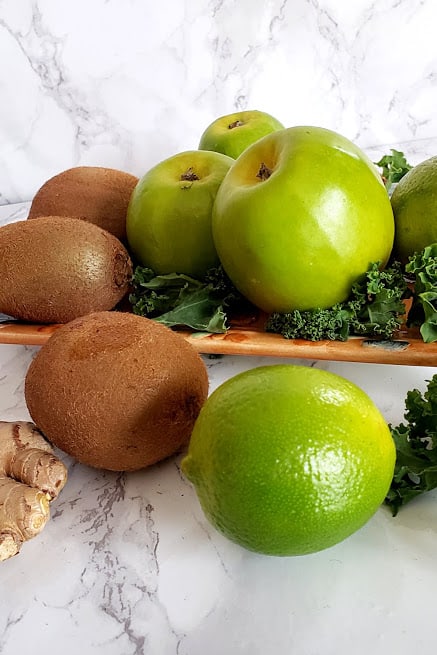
[{"left": 1, "top": 313, "right": 436, "bottom": 367}]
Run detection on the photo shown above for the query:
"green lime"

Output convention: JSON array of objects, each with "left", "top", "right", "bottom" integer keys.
[
  {"left": 391, "top": 156, "right": 437, "bottom": 262},
  {"left": 181, "top": 365, "right": 395, "bottom": 556}
]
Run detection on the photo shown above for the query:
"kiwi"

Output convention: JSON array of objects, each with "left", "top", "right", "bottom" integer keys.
[
  {"left": 28, "top": 166, "right": 139, "bottom": 242},
  {"left": 24, "top": 311, "right": 209, "bottom": 471},
  {"left": 0, "top": 216, "right": 132, "bottom": 323}
]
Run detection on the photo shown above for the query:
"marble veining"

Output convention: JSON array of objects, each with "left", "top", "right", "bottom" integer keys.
[
  {"left": 2, "top": 1, "right": 437, "bottom": 651},
  {"left": 1, "top": 0, "right": 437, "bottom": 205},
  {"left": 0, "top": 208, "right": 436, "bottom": 654}
]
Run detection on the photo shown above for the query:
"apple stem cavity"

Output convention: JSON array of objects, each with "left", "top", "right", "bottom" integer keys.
[
  {"left": 256, "top": 162, "right": 273, "bottom": 181},
  {"left": 228, "top": 120, "right": 244, "bottom": 129},
  {"left": 180, "top": 167, "right": 200, "bottom": 182}
]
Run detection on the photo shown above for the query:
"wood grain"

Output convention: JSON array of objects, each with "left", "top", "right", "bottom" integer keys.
[{"left": 1, "top": 318, "right": 436, "bottom": 366}]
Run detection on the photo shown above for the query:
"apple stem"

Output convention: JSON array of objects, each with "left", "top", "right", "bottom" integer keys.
[
  {"left": 256, "top": 162, "right": 272, "bottom": 181},
  {"left": 180, "top": 167, "right": 200, "bottom": 181},
  {"left": 228, "top": 120, "right": 244, "bottom": 129}
]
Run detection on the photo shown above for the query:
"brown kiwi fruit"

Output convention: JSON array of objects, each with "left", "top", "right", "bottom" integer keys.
[
  {"left": 28, "top": 166, "right": 139, "bottom": 242},
  {"left": 0, "top": 216, "right": 132, "bottom": 323},
  {"left": 24, "top": 311, "right": 209, "bottom": 471}
]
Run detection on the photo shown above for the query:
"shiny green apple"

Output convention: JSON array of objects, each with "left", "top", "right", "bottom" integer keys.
[
  {"left": 198, "top": 110, "right": 284, "bottom": 160},
  {"left": 212, "top": 126, "right": 395, "bottom": 313},
  {"left": 126, "top": 150, "right": 234, "bottom": 277}
]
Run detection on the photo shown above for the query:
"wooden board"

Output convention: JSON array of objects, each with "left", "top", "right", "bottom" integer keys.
[{"left": 1, "top": 316, "right": 437, "bottom": 366}]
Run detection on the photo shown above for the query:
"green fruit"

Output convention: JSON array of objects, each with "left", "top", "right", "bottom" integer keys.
[
  {"left": 182, "top": 365, "right": 395, "bottom": 556},
  {"left": 212, "top": 126, "right": 395, "bottom": 313},
  {"left": 199, "top": 110, "right": 284, "bottom": 159},
  {"left": 126, "top": 150, "right": 234, "bottom": 277},
  {"left": 391, "top": 156, "right": 437, "bottom": 263}
]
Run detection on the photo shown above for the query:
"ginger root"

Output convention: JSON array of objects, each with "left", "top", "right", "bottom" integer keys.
[{"left": 0, "top": 421, "right": 68, "bottom": 561}]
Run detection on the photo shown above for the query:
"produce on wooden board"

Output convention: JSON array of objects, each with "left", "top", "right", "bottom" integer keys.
[
  {"left": 130, "top": 260, "right": 407, "bottom": 338},
  {"left": 0, "top": 421, "right": 68, "bottom": 562},
  {"left": 1, "top": 117, "right": 435, "bottom": 343},
  {"left": 129, "top": 147, "right": 437, "bottom": 344},
  {"left": 0, "top": 216, "right": 133, "bottom": 323},
  {"left": 28, "top": 165, "right": 139, "bottom": 243},
  {"left": 24, "top": 311, "right": 209, "bottom": 471}
]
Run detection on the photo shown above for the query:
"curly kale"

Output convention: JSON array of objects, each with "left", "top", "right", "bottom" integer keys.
[
  {"left": 130, "top": 245, "right": 437, "bottom": 344},
  {"left": 265, "top": 306, "right": 350, "bottom": 341},
  {"left": 374, "top": 149, "right": 412, "bottom": 189},
  {"left": 405, "top": 243, "right": 437, "bottom": 343},
  {"left": 266, "top": 261, "right": 408, "bottom": 341},
  {"left": 385, "top": 374, "right": 437, "bottom": 516}
]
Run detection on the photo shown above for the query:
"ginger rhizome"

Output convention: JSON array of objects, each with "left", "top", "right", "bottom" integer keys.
[{"left": 0, "top": 421, "right": 68, "bottom": 561}]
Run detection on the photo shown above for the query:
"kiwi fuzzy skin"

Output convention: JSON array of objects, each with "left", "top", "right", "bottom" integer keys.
[
  {"left": 28, "top": 166, "right": 139, "bottom": 242},
  {"left": 0, "top": 216, "right": 133, "bottom": 323},
  {"left": 24, "top": 312, "right": 209, "bottom": 472}
]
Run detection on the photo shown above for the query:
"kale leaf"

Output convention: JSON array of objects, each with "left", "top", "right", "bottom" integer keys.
[
  {"left": 129, "top": 246, "right": 437, "bottom": 344},
  {"left": 374, "top": 149, "right": 412, "bottom": 188},
  {"left": 385, "top": 374, "right": 437, "bottom": 516},
  {"left": 129, "top": 265, "right": 246, "bottom": 333},
  {"left": 405, "top": 243, "right": 437, "bottom": 343},
  {"left": 265, "top": 306, "right": 350, "bottom": 341},
  {"left": 348, "top": 260, "right": 408, "bottom": 337},
  {"left": 266, "top": 261, "right": 408, "bottom": 341}
]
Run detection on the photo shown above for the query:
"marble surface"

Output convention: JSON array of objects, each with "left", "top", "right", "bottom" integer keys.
[
  {"left": 2, "top": 1, "right": 437, "bottom": 651},
  {"left": 1, "top": 0, "right": 437, "bottom": 205},
  {"left": 1, "top": 201, "right": 437, "bottom": 654}
]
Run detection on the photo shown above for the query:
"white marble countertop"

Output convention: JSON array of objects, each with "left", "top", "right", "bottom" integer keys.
[{"left": 1, "top": 201, "right": 437, "bottom": 655}]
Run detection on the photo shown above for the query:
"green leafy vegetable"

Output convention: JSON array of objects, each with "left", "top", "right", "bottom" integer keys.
[
  {"left": 266, "top": 261, "right": 408, "bottom": 341},
  {"left": 374, "top": 149, "right": 412, "bottom": 188},
  {"left": 129, "top": 238, "right": 437, "bottom": 345},
  {"left": 405, "top": 243, "right": 437, "bottom": 343},
  {"left": 265, "top": 306, "right": 350, "bottom": 341},
  {"left": 385, "top": 374, "right": 437, "bottom": 516},
  {"left": 130, "top": 268, "right": 202, "bottom": 315},
  {"left": 348, "top": 260, "right": 409, "bottom": 336},
  {"left": 129, "top": 265, "right": 247, "bottom": 333}
]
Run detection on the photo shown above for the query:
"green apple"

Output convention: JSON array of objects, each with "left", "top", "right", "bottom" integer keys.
[
  {"left": 198, "top": 110, "right": 284, "bottom": 159},
  {"left": 212, "top": 126, "right": 395, "bottom": 313},
  {"left": 126, "top": 150, "right": 234, "bottom": 278}
]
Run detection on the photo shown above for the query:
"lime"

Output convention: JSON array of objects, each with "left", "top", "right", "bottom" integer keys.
[
  {"left": 391, "top": 156, "right": 437, "bottom": 262},
  {"left": 181, "top": 365, "right": 395, "bottom": 556}
]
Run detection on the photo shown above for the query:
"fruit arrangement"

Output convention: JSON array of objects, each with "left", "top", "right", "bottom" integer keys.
[
  {"left": 127, "top": 145, "right": 437, "bottom": 347},
  {"left": 1, "top": 110, "right": 437, "bottom": 560},
  {"left": 1, "top": 114, "right": 437, "bottom": 347}
]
